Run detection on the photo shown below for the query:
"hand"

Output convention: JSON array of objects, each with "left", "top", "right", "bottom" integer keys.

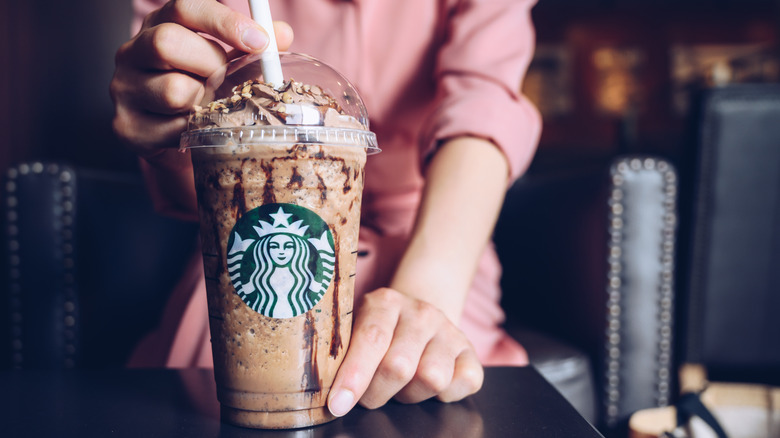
[
  {"left": 327, "top": 288, "right": 484, "bottom": 416},
  {"left": 110, "top": 0, "right": 293, "bottom": 155}
]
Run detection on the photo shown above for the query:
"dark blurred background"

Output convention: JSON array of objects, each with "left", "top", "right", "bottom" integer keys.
[
  {"left": 526, "top": 0, "right": 779, "bottom": 169},
  {"left": 0, "top": 0, "right": 137, "bottom": 173},
  {"left": 1, "top": 0, "right": 779, "bottom": 173}
]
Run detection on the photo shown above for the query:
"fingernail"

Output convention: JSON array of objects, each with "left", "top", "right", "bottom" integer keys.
[
  {"left": 328, "top": 389, "right": 354, "bottom": 417},
  {"left": 241, "top": 27, "right": 268, "bottom": 51}
]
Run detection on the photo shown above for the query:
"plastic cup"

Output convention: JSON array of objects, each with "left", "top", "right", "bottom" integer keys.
[{"left": 180, "top": 53, "right": 379, "bottom": 429}]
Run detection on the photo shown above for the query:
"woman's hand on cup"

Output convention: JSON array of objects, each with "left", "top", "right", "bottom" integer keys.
[
  {"left": 110, "top": 0, "right": 293, "bottom": 155},
  {"left": 327, "top": 288, "right": 484, "bottom": 417}
]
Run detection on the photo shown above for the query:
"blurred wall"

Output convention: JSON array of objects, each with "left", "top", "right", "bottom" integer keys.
[
  {"left": 526, "top": 0, "right": 779, "bottom": 166},
  {"left": 1, "top": 0, "right": 137, "bottom": 174}
]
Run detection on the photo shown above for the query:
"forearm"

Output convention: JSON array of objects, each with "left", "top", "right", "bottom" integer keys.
[{"left": 390, "top": 137, "right": 510, "bottom": 323}]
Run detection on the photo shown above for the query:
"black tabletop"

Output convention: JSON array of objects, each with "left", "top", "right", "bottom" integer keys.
[{"left": 1, "top": 366, "right": 603, "bottom": 438}]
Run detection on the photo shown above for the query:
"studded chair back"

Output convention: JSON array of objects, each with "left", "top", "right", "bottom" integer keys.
[
  {"left": 1, "top": 163, "right": 199, "bottom": 369},
  {"left": 603, "top": 157, "right": 677, "bottom": 426},
  {"left": 496, "top": 155, "right": 678, "bottom": 432}
]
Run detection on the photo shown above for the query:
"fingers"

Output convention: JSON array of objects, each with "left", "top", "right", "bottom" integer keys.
[
  {"left": 392, "top": 321, "right": 483, "bottom": 405},
  {"left": 327, "top": 289, "right": 484, "bottom": 419},
  {"left": 111, "top": 25, "right": 201, "bottom": 151},
  {"left": 111, "top": 0, "right": 295, "bottom": 152},
  {"left": 143, "top": 0, "right": 269, "bottom": 52},
  {"left": 272, "top": 21, "right": 294, "bottom": 52},
  {"left": 392, "top": 331, "right": 458, "bottom": 404},
  {"left": 361, "top": 299, "right": 442, "bottom": 407},
  {"left": 327, "top": 289, "right": 400, "bottom": 417},
  {"left": 436, "top": 350, "right": 484, "bottom": 403},
  {"left": 118, "top": 23, "right": 228, "bottom": 77},
  {"left": 119, "top": 70, "right": 205, "bottom": 116},
  {"left": 111, "top": 61, "right": 203, "bottom": 152}
]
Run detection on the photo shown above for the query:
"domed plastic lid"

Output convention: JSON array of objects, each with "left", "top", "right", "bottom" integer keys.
[{"left": 181, "top": 52, "right": 378, "bottom": 152}]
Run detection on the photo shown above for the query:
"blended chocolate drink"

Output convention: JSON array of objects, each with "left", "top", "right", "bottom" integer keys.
[{"left": 181, "top": 54, "right": 378, "bottom": 429}]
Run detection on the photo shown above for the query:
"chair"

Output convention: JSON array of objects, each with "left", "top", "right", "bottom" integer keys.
[
  {"left": 0, "top": 163, "right": 199, "bottom": 368},
  {"left": 495, "top": 154, "right": 679, "bottom": 435},
  {"left": 677, "top": 84, "right": 780, "bottom": 384}
]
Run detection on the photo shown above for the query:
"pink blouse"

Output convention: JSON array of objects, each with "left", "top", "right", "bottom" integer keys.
[{"left": 129, "top": 0, "right": 541, "bottom": 368}]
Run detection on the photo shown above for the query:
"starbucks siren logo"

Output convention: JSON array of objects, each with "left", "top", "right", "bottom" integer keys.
[{"left": 227, "top": 204, "right": 335, "bottom": 318}]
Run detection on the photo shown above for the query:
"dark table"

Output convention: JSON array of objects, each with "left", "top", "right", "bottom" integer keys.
[{"left": 2, "top": 366, "right": 603, "bottom": 437}]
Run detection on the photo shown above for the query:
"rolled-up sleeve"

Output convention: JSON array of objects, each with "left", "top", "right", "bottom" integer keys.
[{"left": 420, "top": 0, "right": 542, "bottom": 181}]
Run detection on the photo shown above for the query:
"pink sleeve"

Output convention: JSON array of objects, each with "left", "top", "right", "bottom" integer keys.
[{"left": 421, "top": 0, "right": 542, "bottom": 181}]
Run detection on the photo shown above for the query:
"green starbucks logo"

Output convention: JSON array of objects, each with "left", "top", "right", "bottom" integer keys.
[{"left": 227, "top": 204, "right": 335, "bottom": 318}]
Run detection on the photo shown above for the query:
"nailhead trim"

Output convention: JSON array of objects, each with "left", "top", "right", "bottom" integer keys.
[
  {"left": 657, "top": 159, "right": 677, "bottom": 408},
  {"left": 56, "top": 164, "right": 78, "bottom": 369},
  {"left": 5, "top": 163, "right": 78, "bottom": 369},
  {"left": 6, "top": 166, "right": 21, "bottom": 369},
  {"left": 604, "top": 157, "right": 677, "bottom": 426}
]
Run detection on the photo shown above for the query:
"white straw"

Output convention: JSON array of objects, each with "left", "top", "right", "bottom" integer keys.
[{"left": 248, "top": 0, "right": 284, "bottom": 89}]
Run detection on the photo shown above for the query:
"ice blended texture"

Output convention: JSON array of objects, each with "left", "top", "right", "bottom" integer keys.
[{"left": 184, "top": 68, "right": 373, "bottom": 429}]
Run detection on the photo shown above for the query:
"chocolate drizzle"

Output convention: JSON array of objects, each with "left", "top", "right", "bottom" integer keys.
[
  {"left": 302, "top": 312, "right": 321, "bottom": 391},
  {"left": 329, "top": 228, "right": 342, "bottom": 358},
  {"left": 342, "top": 162, "right": 352, "bottom": 194},
  {"left": 211, "top": 217, "right": 224, "bottom": 276},
  {"left": 232, "top": 167, "right": 246, "bottom": 219},
  {"left": 315, "top": 173, "right": 327, "bottom": 203},
  {"left": 261, "top": 161, "right": 276, "bottom": 204},
  {"left": 287, "top": 167, "right": 304, "bottom": 189}
]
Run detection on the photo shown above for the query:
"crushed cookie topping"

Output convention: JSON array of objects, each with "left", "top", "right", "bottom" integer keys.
[
  {"left": 188, "top": 76, "right": 368, "bottom": 131},
  {"left": 195, "top": 79, "right": 343, "bottom": 117}
]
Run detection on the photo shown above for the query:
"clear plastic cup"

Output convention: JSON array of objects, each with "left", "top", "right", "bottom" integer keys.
[{"left": 180, "top": 53, "right": 378, "bottom": 429}]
